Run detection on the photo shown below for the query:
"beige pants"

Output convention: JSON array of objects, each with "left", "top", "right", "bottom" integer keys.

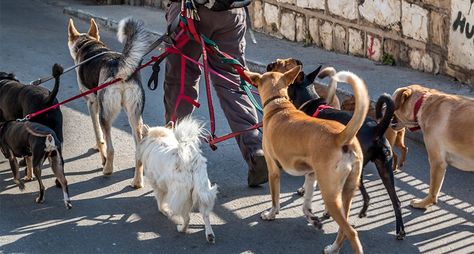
[{"left": 164, "top": 3, "right": 262, "bottom": 165}]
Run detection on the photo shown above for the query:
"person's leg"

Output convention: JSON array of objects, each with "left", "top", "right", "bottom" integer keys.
[
  {"left": 199, "top": 7, "right": 267, "bottom": 186},
  {"left": 164, "top": 3, "right": 202, "bottom": 122}
]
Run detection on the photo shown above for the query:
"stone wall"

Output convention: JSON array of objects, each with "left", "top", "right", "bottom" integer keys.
[
  {"left": 251, "top": 0, "right": 474, "bottom": 85},
  {"left": 98, "top": 0, "right": 474, "bottom": 85}
]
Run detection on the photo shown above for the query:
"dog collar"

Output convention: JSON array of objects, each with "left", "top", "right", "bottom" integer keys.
[
  {"left": 312, "top": 104, "right": 333, "bottom": 118},
  {"left": 409, "top": 95, "right": 426, "bottom": 132},
  {"left": 263, "top": 95, "right": 289, "bottom": 108}
]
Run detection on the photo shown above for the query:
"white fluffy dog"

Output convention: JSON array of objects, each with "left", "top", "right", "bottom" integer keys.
[{"left": 136, "top": 117, "right": 218, "bottom": 243}]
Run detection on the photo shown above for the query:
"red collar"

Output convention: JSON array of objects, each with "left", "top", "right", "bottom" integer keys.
[
  {"left": 409, "top": 95, "right": 426, "bottom": 132},
  {"left": 312, "top": 104, "right": 333, "bottom": 118}
]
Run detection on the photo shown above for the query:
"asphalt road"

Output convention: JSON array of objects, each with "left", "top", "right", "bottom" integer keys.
[{"left": 1, "top": 0, "right": 473, "bottom": 253}]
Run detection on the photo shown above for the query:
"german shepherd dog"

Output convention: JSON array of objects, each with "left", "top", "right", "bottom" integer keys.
[{"left": 67, "top": 18, "right": 151, "bottom": 188}]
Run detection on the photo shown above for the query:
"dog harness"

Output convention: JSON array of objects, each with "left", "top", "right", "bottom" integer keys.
[
  {"left": 312, "top": 104, "right": 333, "bottom": 118},
  {"left": 409, "top": 94, "right": 426, "bottom": 132}
]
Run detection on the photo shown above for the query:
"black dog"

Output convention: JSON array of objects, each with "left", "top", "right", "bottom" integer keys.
[
  {"left": 0, "top": 64, "right": 64, "bottom": 178},
  {"left": 0, "top": 120, "right": 72, "bottom": 209},
  {"left": 0, "top": 64, "right": 64, "bottom": 141},
  {"left": 267, "top": 61, "right": 405, "bottom": 240}
]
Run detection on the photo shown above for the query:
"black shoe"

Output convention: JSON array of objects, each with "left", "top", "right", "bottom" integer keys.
[{"left": 247, "top": 153, "right": 268, "bottom": 187}]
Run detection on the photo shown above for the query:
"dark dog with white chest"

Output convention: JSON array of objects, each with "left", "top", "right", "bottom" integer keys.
[
  {"left": 0, "top": 64, "right": 64, "bottom": 180},
  {"left": 0, "top": 120, "right": 72, "bottom": 209},
  {"left": 267, "top": 58, "right": 405, "bottom": 240}
]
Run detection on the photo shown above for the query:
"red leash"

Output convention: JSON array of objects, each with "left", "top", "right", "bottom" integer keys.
[{"left": 19, "top": 53, "right": 166, "bottom": 122}]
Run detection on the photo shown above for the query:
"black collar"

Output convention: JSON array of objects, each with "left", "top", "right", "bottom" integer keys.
[{"left": 263, "top": 95, "right": 289, "bottom": 108}]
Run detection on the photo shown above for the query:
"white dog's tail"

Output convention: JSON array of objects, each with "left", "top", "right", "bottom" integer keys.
[
  {"left": 173, "top": 117, "right": 205, "bottom": 163},
  {"left": 116, "top": 17, "right": 151, "bottom": 79}
]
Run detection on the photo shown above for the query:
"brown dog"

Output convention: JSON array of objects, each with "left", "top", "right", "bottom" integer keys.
[
  {"left": 245, "top": 67, "right": 368, "bottom": 254},
  {"left": 392, "top": 84, "right": 474, "bottom": 209},
  {"left": 341, "top": 96, "right": 408, "bottom": 171}
]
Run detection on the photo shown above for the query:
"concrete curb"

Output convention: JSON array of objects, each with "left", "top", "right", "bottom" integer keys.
[{"left": 63, "top": 6, "right": 424, "bottom": 144}]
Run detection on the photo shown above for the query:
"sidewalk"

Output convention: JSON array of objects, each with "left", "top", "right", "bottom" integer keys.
[{"left": 57, "top": 0, "right": 473, "bottom": 142}]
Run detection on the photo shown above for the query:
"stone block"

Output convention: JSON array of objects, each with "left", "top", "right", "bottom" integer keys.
[
  {"left": 320, "top": 21, "right": 333, "bottom": 50},
  {"left": 348, "top": 28, "right": 364, "bottom": 56},
  {"left": 430, "top": 11, "right": 447, "bottom": 47},
  {"left": 399, "top": 43, "right": 410, "bottom": 64},
  {"left": 264, "top": 3, "right": 280, "bottom": 32},
  {"left": 366, "top": 34, "right": 382, "bottom": 61},
  {"left": 280, "top": 12, "right": 296, "bottom": 41},
  {"left": 359, "top": 0, "right": 401, "bottom": 31},
  {"left": 409, "top": 49, "right": 422, "bottom": 70},
  {"left": 402, "top": 1, "right": 429, "bottom": 42},
  {"left": 308, "top": 18, "right": 320, "bottom": 46},
  {"left": 277, "top": 0, "right": 295, "bottom": 5},
  {"left": 296, "top": 0, "right": 325, "bottom": 10},
  {"left": 421, "top": 0, "right": 449, "bottom": 10},
  {"left": 252, "top": 1, "right": 265, "bottom": 30},
  {"left": 296, "top": 15, "right": 306, "bottom": 42},
  {"left": 328, "top": 0, "right": 358, "bottom": 20},
  {"left": 421, "top": 53, "right": 433, "bottom": 72},
  {"left": 334, "top": 25, "right": 347, "bottom": 53},
  {"left": 383, "top": 38, "right": 400, "bottom": 61}
]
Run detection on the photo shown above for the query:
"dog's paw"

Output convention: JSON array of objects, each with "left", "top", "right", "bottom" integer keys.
[
  {"left": 207, "top": 234, "right": 215, "bottom": 244},
  {"left": 102, "top": 164, "right": 113, "bottom": 176},
  {"left": 23, "top": 176, "right": 34, "bottom": 182},
  {"left": 321, "top": 212, "right": 331, "bottom": 220},
  {"left": 260, "top": 210, "right": 276, "bottom": 221},
  {"left": 323, "top": 244, "right": 340, "bottom": 254},
  {"left": 35, "top": 196, "right": 44, "bottom": 204},
  {"left": 410, "top": 197, "right": 434, "bottom": 209},
  {"left": 130, "top": 181, "right": 144, "bottom": 189},
  {"left": 14, "top": 179, "right": 26, "bottom": 191},
  {"left": 65, "top": 201, "right": 73, "bottom": 210},
  {"left": 396, "top": 229, "right": 406, "bottom": 240},
  {"left": 177, "top": 224, "right": 187, "bottom": 233},
  {"left": 296, "top": 187, "right": 305, "bottom": 196},
  {"left": 358, "top": 210, "right": 367, "bottom": 218}
]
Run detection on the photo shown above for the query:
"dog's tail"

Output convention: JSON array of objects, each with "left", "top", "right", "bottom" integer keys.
[
  {"left": 174, "top": 117, "right": 205, "bottom": 163},
  {"left": 374, "top": 94, "right": 395, "bottom": 139},
  {"left": 334, "top": 71, "right": 369, "bottom": 146},
  {"left": 317, "top": 67, "right": 338, "bottom": 107},
  {"left": 46, "top": 64, "right": 64, "bottom": 106},
  {"left": 116, "top": 17, "right": 150, "bottom": 79}
]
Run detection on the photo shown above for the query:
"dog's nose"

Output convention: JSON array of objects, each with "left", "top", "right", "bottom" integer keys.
[
  {"left": 267, "top": 62, "right": 275, "bottom": 71},
  {"left": 295, "top": 59, "right": 303, "bottom": 66}
]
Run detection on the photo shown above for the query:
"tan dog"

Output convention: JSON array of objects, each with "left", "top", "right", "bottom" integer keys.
[
  {"left": 392, "top": 84, "right": 474, "bottom": 209},
  {"left": 342, "top": 96, "right": 408, "bottom": 171},
  {"left": 245, "top": 67, "right": 368, "bottom": 254}
]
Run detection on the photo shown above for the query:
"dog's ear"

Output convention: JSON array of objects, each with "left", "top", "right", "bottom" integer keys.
[
  {"left": 283, "top": 66, "right": 301, "bottom": 86},
  {"left": 68, "top": 19, "right": 80, "bottom": 41},
  {"left": 87, "top": 18, "right": 100, "bottom": 41},
  {"left": 393, "top": 88, "right": 412, "bottom": 110},
  {"left": 307, "top": 65, "right": 322, "bottom": 83},
  {"left": 244, "top": 70, "right": 262, "bottom": 87},
  {"left": 165, "top": 121, "right": 174, "bottom": 129},
  {"left": 142, "top": 124, "right": 150, "bottom": 137}
]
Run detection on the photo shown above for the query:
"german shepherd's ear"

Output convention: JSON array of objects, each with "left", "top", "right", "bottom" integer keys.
[
  {"left": 165, "top": 121, "right": 174, "bottom": 129},
  {"left": 306, "top": 65, "right": 322, "bottom": 84},
  {"left": 142, "top": 124, "right": 150, "bottom": 137},
  {"left": 68, "top": 19, "right": 80, "bottom": 41},
  {"left": 88, "top": 18, "right": 100, "bottom": 41},
  {"left": 393, "top": 87, "right": 412, "bottom": 110},
  {"left": 244, "top": 70, "right": 262, "bottom": 87},
  {"left": 283, "top": 66, "right": 301, "bottom": 86}
]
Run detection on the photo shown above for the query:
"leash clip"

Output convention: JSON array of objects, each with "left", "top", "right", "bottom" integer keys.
[
  {"left": 207, "top": 135, "right": 218, "bottom": 151},
  {"left": 16, "top": 115, "right": 30, "bottom": 122}
]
